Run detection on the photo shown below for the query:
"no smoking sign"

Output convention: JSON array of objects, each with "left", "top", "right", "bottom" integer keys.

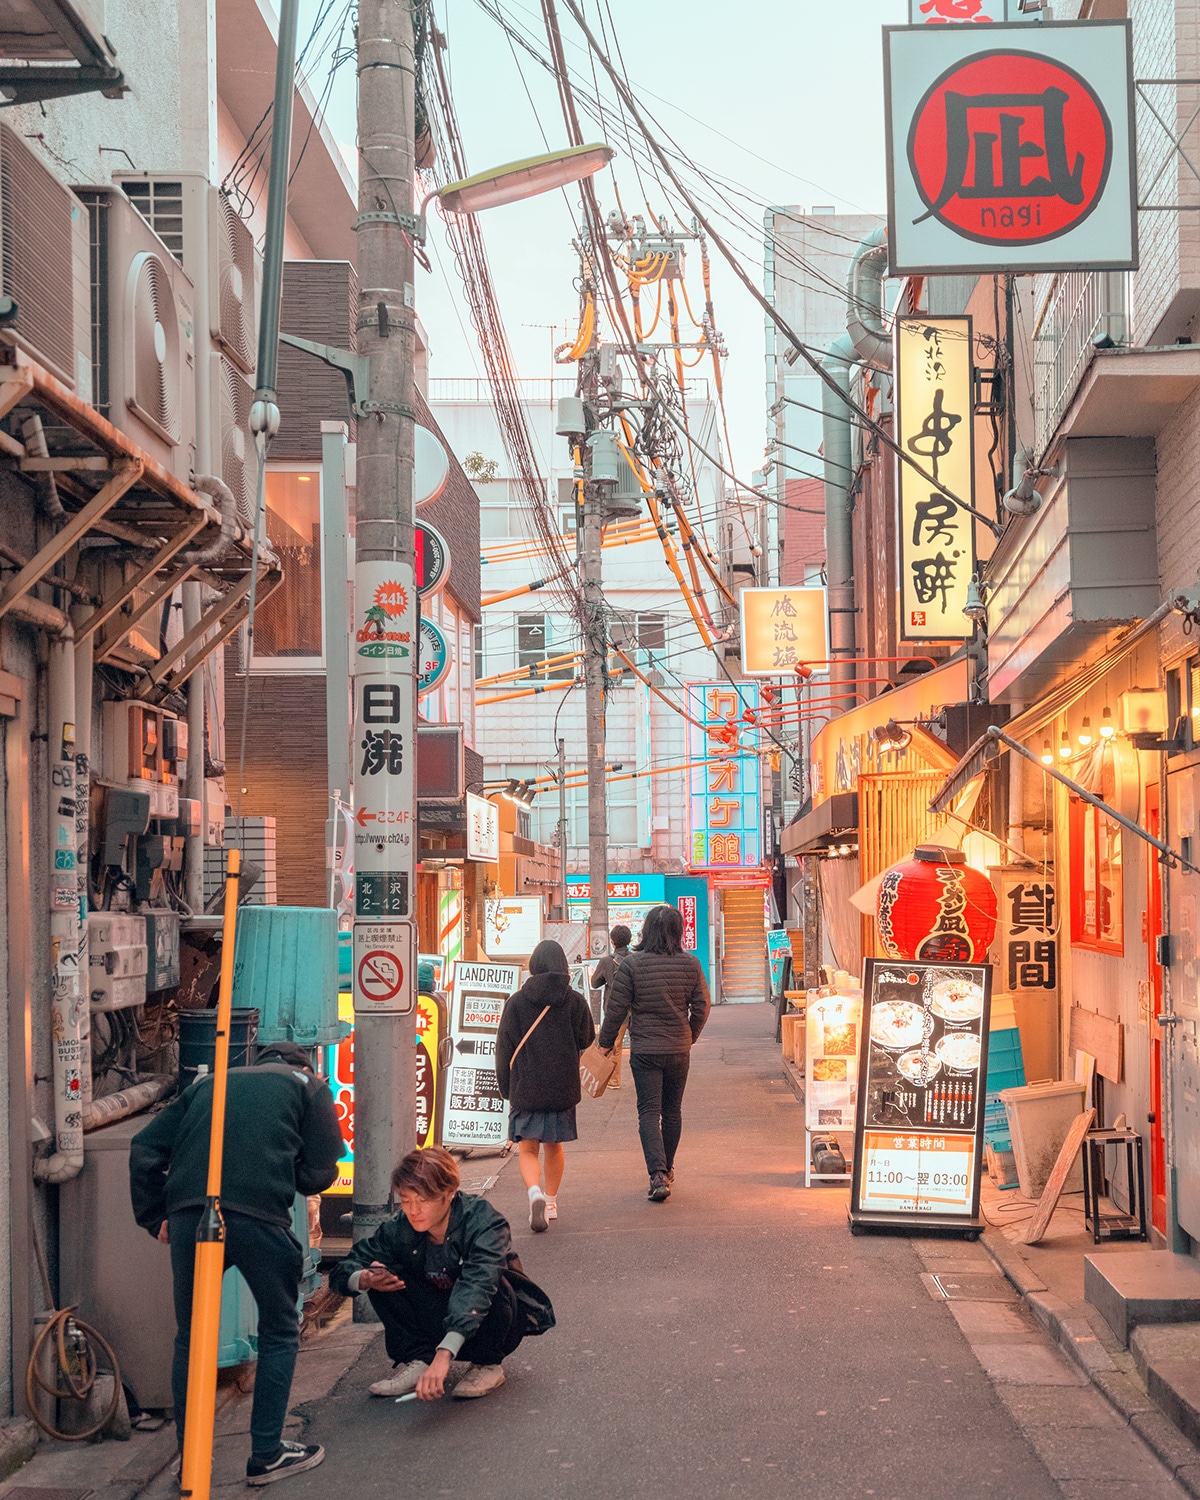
[{"left": 352, "top": 920, "right": 417, "bottom": 1015}]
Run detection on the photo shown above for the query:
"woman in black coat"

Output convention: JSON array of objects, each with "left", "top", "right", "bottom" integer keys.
[{"left": 495, "top": 939, "right": 595, "bottom": 1232}]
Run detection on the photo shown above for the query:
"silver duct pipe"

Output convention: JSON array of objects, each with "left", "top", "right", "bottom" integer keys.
[
  {"left": 845, "top": 225, "right": 892, "bottom": 371},
  {"left": 181, "top": 475, "right": 242, "bottom": 565}
]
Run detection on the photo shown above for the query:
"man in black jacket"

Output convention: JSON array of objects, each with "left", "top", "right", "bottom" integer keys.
[
  {"left": 129, "top": 1043, "right": 342, "bottom": 1486},
  {"left": 589, "top": 924, "right": 631, "bottom": 1087}
]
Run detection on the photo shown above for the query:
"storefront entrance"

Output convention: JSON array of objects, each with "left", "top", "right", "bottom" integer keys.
[
  {"left": 1146, "top": 784, "right": 1167, "bottom": 1237},
  {"left": 720, "top": 888, "right": 766, "bottom": 1002}
]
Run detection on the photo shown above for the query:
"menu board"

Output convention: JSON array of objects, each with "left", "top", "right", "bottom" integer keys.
[
  {"left": 850, "top": 959, "right": 992, "bottom": 1229},
  {"left": 805, "top": 989, "right": 863, "bottom": 1132}
]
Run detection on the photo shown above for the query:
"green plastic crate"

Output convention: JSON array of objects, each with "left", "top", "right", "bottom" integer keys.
[
  {"left": 217, "top": 1194, "right": 317, "bottom": 1368},
  {"left": 232, "top": 907, "right": 344, "bottom": 1048}
]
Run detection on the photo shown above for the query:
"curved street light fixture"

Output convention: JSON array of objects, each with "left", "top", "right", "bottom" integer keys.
[{"left": 416, "top": 142, "right": 615, "bottom": 239}]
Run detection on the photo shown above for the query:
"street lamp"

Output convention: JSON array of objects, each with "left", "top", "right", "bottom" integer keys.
[{"left": 416, "top": 143, "right": 615, "bottom": 239}]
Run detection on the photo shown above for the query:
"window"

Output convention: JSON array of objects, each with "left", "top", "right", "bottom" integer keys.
[
  {"left": 253, "top": 469, "right": 323, "bottom": 664},
  {"left": 474, "top": 624, "right": 484, "bottom": 682},
  {"left": 1070, "top": 798, "right": 1123, "bottom": 953},
  {"left": 517, "top": 613, "right": 574, "bottom": 680},
  {"left": 610, "top": 612, "right": 667, "bottom": 684}
]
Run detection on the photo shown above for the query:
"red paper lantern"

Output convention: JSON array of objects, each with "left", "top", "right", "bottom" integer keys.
[{"left": 876, "top": 845, "right": 997, "bottom": 963}]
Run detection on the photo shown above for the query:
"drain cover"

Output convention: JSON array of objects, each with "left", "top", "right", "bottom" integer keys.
[
  {"left": 931, "top": 1271, "right": 1018, "bottom": 1302},
  {"left": 5, "top": 1490, "right": 95, "bottom": 1500}
]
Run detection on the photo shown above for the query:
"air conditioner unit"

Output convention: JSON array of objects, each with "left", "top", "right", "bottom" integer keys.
[
  {"left": 116, "top": 175, "right": 258, "bottom": 375},
  {"left": 0, "top": 123, "right": 92, "bottom": 393},
  {"left": 211, "top": 350, "right": 256, "bottom": 524},
  {"left": 100, "top": 188, "right": 196, "bottom": 483}
]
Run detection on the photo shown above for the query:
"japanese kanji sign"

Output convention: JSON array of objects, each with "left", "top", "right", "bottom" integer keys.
[
  {"left": 739, "top": 587, "right": 828, "bottom": 678},
  {"left": 895, "top": 315, "right": 976, "bottom": 642},
  {"left": 352, "top": 920, "right": 417, "bottom": 1015},
  {"left": 686, "top": 683, "right": 762, "bottom": 872},
  {"left": 907, "top": 0, "right": 1042, "bottom": 23},
  {"left": 992, "top": 866, "right": 1059, "bottom": 998},
  {"left": 884, "top": 21, "right": 1137, "bottom": 275}
]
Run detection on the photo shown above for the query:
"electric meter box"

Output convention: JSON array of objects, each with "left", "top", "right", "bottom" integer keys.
[
  {"left": 87, "top": 911, "right": 148, "bottom": 1011},
  {"left": 144, "top": 908, "right": 181, "bottom": 991},
  {"left": 101, "top": 701, "right": 180, "bottom": 818}
]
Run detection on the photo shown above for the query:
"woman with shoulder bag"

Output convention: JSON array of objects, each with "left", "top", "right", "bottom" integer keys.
[
  {"left": 596, "top": 905, "right": 711, "bottom": 1203},
  {"left": 495, "top": 939, "right": 596, "bottom": 1231}
]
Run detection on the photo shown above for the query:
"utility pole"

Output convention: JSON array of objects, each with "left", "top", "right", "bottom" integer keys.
[
  {"left": 351, "top": 0, "right": 417, "bottom": 1265},
  {"left": 557, "top": 735, "right": 568, "bottom": 920},
  {"left": 576, "top": 294, "right": 609, "bottom": 960}
]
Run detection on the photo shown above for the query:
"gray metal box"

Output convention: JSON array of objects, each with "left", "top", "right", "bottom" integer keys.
[
  {"left": 144, "top": 909, "right": 181, "bottom": 991},
  {"left": 59, "top": 1116, "right": 176, "bottom": 1409}
]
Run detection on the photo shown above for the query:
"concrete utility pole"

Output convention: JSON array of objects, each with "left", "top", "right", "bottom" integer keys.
[
  {"left": 557, "top": 735, "right": 568, "bottom": 921},
  {"left": 576, "top": 314, "right": 609, "bottom": 959},
  {"left": 351, "top": 0, "right": 417, "bottom": 1259}
]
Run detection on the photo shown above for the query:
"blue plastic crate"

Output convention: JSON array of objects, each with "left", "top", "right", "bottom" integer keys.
[{"left": 217, "top": 1194, "right": 316, "bottom": 1368}]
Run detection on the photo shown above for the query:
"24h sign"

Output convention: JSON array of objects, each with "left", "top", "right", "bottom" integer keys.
[{"left": 884, "top": 21, "right": 1136, "bottom": 275}]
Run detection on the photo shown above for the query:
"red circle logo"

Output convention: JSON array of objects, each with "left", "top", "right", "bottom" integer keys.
[{"left": 907, "top": 49, "right": 1112, "bottom": 247}]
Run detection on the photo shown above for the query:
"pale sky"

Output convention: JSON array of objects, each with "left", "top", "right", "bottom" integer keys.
[{"left": 303, "top": 0, "right": 903, "bottom": 478}]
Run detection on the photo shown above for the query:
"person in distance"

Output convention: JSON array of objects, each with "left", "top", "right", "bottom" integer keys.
[{"left": 589, "top": 924, "right": 632, "bottom": 1087}]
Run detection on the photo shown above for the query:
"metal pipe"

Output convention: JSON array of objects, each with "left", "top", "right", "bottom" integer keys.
[
  {"left": 9, "top": 594, "right": 68, "bottom": 633},
  {"left": 21, "top": 414, "right": 63, "bottom": 519},
  {"left": 845, "top": 226, "right": 892, "bottom": 370},
  {"left": 251, "top": 0, "right": 300, "bottom": 429},
  {"left": 6, "top": 669, "right": 33, "bottom": 1410},
  {"left": 83, "top": 1077, "right": 174, "bottom": 1131},
  {"left": 822, "top": 334, "right": 857, "bottom": 708},
  {"left": 181, "top": 474, "right": 240, "bottom": 565},
  {"left": 183, "top": 581, "right": 205, "bottom": 913},
  {"left": 34, "top": 627, "right": 87, "bottom": 1184}
]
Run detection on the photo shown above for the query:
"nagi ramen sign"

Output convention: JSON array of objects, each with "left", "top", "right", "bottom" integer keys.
[{"left": 884, "top": 21, "right": 1136, "bottom": 274}]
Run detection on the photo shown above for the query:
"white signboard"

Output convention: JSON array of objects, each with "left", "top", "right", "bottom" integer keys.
[
  {"left": 466, "top": 792, "right": 500, "bottom": 862},
  {"left": 884, "top": 21, "right": 1137, "bottom": 275},
  {"left": 443, "top": 960, "right": 521, "bottom": 1148},
  {"left": 352, "top": 920, "right": 417, "bottom": 1015},
  {"left": 484, "top": 896, "right": 543, "bottom": 957}
]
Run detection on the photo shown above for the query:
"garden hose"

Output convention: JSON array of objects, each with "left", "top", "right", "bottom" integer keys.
[{"left": 25, "top": 1305, "right": 122, "bottom": 1441}]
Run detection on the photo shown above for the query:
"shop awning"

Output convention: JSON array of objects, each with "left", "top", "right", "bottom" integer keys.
[
  {"left": 781, "top": 792, "right": 858, "bottom": 857},
  {"left": 929, "top": 597, "right": 1178, "bottom": 813}
]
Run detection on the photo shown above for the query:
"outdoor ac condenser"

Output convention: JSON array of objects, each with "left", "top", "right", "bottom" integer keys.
[{"left": 59, "top": 1116, "right": 176, "bottom": 1410}]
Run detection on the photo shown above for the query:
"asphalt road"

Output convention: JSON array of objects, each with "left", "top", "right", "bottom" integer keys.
[{"left": 282, "top": 1004, "right": 1158, "bottom": 1500}]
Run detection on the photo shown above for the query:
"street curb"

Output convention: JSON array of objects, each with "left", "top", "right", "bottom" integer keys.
[{"left": 982, "top": 1229, "right": 1200, "bottom": 1496}]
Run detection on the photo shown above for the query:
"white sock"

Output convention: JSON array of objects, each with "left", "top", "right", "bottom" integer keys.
[
  {"left": 545, "top": 1195, "right": 557, "bottom": 1206},
  {"left": 528, "top": 1184, "right": 544, "bottom": 1201}
]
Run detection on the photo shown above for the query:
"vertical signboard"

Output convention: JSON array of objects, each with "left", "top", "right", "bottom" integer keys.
[
  {"left": 806, "top": 989, "right": 863, "bottom": 1133},
  {"left": 895, "top": 315, "right": 976, "bottom": 642},
  {"left": 884, "top": 21, "right": 1137, "bottom": 276},
  {"left": 686, "top": 683, "right": 762, "bottom": 871},
  {"left": 415, "top": 988, "right": 448, "bottom": 1150},
  {"left": 850, "top": 958, "right": 993, "bottom": 1232},
  {"left": 466, "top": 792, "right": 500, "bottom": 862},
  {"left": 443, "top": 960, "right": 521, "bottom": 1148}
]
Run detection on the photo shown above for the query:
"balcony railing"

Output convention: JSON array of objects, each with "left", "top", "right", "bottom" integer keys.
[{"left": 1032, "top": 271, "right": 1127, "bottom": 456}]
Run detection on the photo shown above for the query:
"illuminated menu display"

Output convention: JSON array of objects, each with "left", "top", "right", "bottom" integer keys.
[{"left": 850, "top": 959, "right": 992, "bottom": 1228}]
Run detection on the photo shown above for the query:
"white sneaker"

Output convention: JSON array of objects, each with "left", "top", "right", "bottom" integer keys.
[
  {"left": 545, "top": 1199, "right": 558, "bottom": 1222},
  {"left": 369, "top": 1359, "right": 428, "bottom": 1397},
  {"left": 452, "top": 1363, "right": 505, "bottom": 1399},
  {"left": 529, "top": 1191, "right": 548, "bottom": 1233}
]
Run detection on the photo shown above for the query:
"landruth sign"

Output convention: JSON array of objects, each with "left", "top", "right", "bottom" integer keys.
[{"left": 884, "top": 20, "right": 1136, "bottom": 275}]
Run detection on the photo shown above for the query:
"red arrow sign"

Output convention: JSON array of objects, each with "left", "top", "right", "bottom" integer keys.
[{"left": 356, "top": 807, "right": 377, "bottom": 828}]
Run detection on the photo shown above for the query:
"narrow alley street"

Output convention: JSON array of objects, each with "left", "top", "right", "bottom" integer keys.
[{"left": 249, "top": 1006, "right": 1180, "bottom": 1500}]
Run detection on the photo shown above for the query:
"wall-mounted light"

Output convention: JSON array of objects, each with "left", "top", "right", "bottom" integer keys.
[
  {"left": 962, "top": 578, "right": 987, "bottom": 622},
  {"left": 1099, "top": 706, "right": 1115, "bottom": 740},
  {"left": 1078, "top": 716, "right": 1093, "bottom": 748},
  {"left": 1041, "top": 739, "right": 1054, "bottom": 766}
]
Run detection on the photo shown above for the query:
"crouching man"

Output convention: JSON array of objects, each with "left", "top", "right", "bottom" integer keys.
[{"left": 330, "top": 1147, "right": 554, "bottom": 1401}]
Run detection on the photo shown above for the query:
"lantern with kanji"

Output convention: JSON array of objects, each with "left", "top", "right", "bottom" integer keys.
[{"left": 876, "top": 845, "right": 997, "bottom": 963}]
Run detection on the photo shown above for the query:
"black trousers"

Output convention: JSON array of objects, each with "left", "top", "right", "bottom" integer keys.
[
  {"left": 368, "top": 1275, "right": 524, "bottom": 1368},
  {"left": 630, "top": 1050, "right": 691, "bottom": 1176},
  {"left": 169, "top": 1208, "right": 302, "bottom": 1456}
]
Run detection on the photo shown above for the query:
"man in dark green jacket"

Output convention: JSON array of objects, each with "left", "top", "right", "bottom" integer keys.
[
  {"left": 129, "top": 1043, "right": 342, "bottom": 1485},
  {"left": 330, "top": 1146, "right": 554, "bottom": 1401}
]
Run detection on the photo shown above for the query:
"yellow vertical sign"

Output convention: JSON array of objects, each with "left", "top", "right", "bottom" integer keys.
[{"left": 895, "top": 315, "right": 975, "bottom": 641}]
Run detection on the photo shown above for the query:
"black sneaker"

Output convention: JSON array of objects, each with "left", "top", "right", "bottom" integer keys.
[
  {"left": 648, "top": 1173, "right": 671, "bottom": 1202},
  {"left": 246, "top": 1441, "right": 325, "bottom": 1486},
  {"left": 665, "top": 1167, "right": 675, "bottom": 1184}
]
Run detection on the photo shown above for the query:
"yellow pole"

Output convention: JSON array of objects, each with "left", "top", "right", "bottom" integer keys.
[{"left": 180, "top": 846, "right": 241, "bottom": 1500}]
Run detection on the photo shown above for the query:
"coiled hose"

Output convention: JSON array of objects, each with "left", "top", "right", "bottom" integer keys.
[{"left": 25, "top": 1306, "right": 122, "bottom": 1441}]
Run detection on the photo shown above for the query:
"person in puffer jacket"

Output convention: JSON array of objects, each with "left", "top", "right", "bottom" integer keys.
[{"left": 596, "top": 905, "right": 710, "bottom": 1202}]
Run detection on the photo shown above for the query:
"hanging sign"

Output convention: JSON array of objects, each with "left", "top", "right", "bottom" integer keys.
[
  {"left": 895, "top": 315, "right": 976, "bottom": 641},
  {"left": 484, "top": 896, "right": 543, "bottom": 958},
  {"left": 415, "top": 522, "right": 450, "bottom": 597},
  {"left": 466, "top": 792, "right": 500, "bottom": 862},
  {"left": 353, "top": 919, "right": 417, "bottom": 1014},
  {"left": 686, "top": 683, "right": 762, "bottom": 871},
  {"left": 417, "top": 618, "right": 451, "bottom": 696},
  {"left": 992, "top": 865, "right": 1058, "bottom": 997},
  {"left": 443, "top": 960, "right": 521, "bottom": 1148},
  {"left": 884, "top": 21, "right": 1137, "bottom": 275},
  {"left": 739, "top": 587, "right": 829, "bottom": 677},
  {"left": 849, "top": 958, "right": 993, "bottom": 1233},
  {"left": 415, "top": 424, "right": 450, "bottom": 507}
]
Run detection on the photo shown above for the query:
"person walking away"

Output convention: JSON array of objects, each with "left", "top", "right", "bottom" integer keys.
[
  {"left": 495, "top": 939, "right": 595, "bottom": 1230},
  {"left": 597, "top": 905, "right": 710, "bottom": 1203},
  {"left": 330, "top": 1146, "right": 554, "bottom": 1400},
  {"left": 589, "top": 924, "right": 631, "bottom": 1087},
  {"left": 129, "top": 1042, "right": 343, "bottom": 1485}
]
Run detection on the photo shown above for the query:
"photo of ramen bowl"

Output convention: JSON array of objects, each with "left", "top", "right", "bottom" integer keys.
[
  {"left": 869, "top": 1000, "right": 924, "bottom": 1051},
  {"left": 897, "top": 1049, "right": 941, "bottom": 1086},
  {"left": 935, "top": 1031, "right": 981, "bottom": 1073},
  {"left": 927, "top": 976, "right": 985, "bottom": 1024}
]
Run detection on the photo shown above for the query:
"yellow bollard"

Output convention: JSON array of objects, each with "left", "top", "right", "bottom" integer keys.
[{"left": 180, "top": 847, "right": 241, "bottom": 1500}]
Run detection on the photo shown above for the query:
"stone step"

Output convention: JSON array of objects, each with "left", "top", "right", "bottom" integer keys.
[
  {"left": 1085, "top": 1248, "right": 1200, "bottom": 1346},
  {"left": 1132, "top": 1322, "right": 1200, "bottom": 1449}
]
